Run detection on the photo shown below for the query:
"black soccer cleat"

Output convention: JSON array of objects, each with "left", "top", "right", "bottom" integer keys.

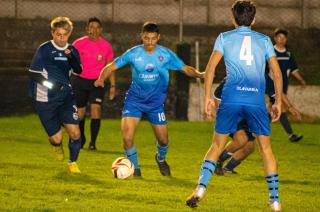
[
  {"left": 186, "top": 196, "right": 200, "bottom": 208},
  {"left": 214, "top": 161, "right": 224, "bottom": 176},
  {"left": 133, "top": 168, "right": 142, "bottom": 177},
  {"left": 289, "top": 134, "right": 303, "bottom": 142},
  {"left": 155, "top": 154, "right": 171, "bottom": 176},
  {"left": 88, "top": 143, "right": 96, "bottom": 150},
  {"left": 186, "top": 186, "right": 206, "bottom": 208}
]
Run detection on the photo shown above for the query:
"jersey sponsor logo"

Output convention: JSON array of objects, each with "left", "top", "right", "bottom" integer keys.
[
  {"left": 236, "top": 86, "right": 258, "bottom": 92},
  {"left": 139, "top": 73, "right": 159, "bottom": 81},
  {"left": 158, "top": 56, "right": 164, "bottom": 62},
  {"left": 54, "top": 57, "right": 67, "bottom": 61},
  {"left": 145, "top": 64, "right": 155, "bottom": 72},
  {"left": 134, "top": 57, "right": 143, "bottom": 62}
]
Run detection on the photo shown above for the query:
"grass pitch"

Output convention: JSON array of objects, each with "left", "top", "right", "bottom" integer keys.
[{"left": 0, "top": 115, "right": 319, "bottom": 211}]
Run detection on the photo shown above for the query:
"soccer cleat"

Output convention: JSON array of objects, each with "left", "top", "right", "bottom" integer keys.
[
  {"left": 223, "top": 168, "right": 238, "bottom": 174},
  {"left": 133, "top": 168, "right": 142, "bottom": 177},
  {"left": 289, "top": 134, "right": 303, "bottom": 142},
  {"left": 88, "top": 142, "right": 96, "bottom": 150},
  {"left": 67, "top": 162, "right": 81, "bottom": 174},
  {"left": 214, "top": 161, "right": 224, "bottom": 176},
  {"left": 52, "top": 145, "right": 65, "bottom": 161},
  {"left": 186, "top": 186, "right": 206, "bottom": 208},
  {"left": 269, "top": 201, "right": 282, "bottom": 211},
  {"left": 155, "top": 154, "right": 171, "bottom": 176}
]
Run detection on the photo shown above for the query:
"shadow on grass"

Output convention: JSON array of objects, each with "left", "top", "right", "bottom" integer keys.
[
  {"left": 52, "top": 171, "right": 111, "bottom": 187},
  {"left": 81, "top": 149, "right": 123, "bottom": 155},
  {"left": 0, "top": 162, "right": 50, "bottom": 170},
  {"left": 133, "top": 175, "right": 195, "bottom": 188},
  {"left": 244, "top": 175, "right": 316, "bottom": 186}
]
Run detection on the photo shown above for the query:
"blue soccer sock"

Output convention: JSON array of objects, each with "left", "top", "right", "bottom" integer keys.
[
  {"left": 69, "top": 138, "right": 81, "bottom": 162},
  {"left": 266, "top": 173, "right": 279, "bottom": 203},
  {"left": 125, "top": 145, "right": 140, "bottom": 169},
  {"left": 198, "top": 160, "right": 216, "bottom": 188},
  {"left": 157, "top": 143, "right": 168, "bottom": 161},
  {"left": 219, "top": 150, "right": 232, "bottom": 163}
]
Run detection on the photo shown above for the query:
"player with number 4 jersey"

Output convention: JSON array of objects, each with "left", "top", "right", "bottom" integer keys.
[
  {"left": 186, "top": 1, "right": 283, "bottom": 211},
  {"left": 95, "top": 22, "right": 204, "bottom": 177}
]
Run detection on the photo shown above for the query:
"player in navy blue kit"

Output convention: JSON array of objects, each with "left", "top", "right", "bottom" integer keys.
[
  {"left": 266, "top": 28, "right": 306, "bottom": 142},
  {"left": 28, "top": 16, "right": 83, "bottom": 174},
  {"left": 95, "top": 22, "right": 204, "bottom": 177},
  {"left": 186, "top": 2, "right": 283, "bottom": 210}
]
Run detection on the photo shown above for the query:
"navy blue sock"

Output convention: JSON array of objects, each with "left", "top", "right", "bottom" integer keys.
[
  {"left": 198, "top": 160, "right": 216, "bottom": 188},
  {"left": 224, "top": 158, "right": 241, "bottom": 171},
  {"left": 125, "top": 145, "right": 139, "bottom": 169},
  {"left": 90, "top": 119, "right": 101, "bottom": 145},
  {"left": 79, "top": 119, "right": 86, "bottom": 147},
  {"left": 219, "top": 150, "right": 232, "bottom": 163},
  {"left": 280, "top": 112, "right": 293, "bottom": 136},
  {"left": 266, "top": 173, "right": 279, "bottom": 203},
  {"left": 69, "top": 138, "right": 81, "bottom": 162},
  {"left": 157, "top": 143, "right": 168, "bottom": 161}
]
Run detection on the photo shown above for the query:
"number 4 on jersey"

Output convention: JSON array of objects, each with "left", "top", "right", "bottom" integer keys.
[{"left": 240, "top": 36, "right": 254, "bottom": 66}]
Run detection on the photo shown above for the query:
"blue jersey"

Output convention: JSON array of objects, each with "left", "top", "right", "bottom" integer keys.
[
  {"left": 114, "top": 44, "right": 185, "bottom": 110},
  {"left": 214, "top": 26, "right": 276, "bottom": 106},
  {"left": 265, "top": 47, "right": 298, "bottom": 94},
  {"left": 28, "top": 41, "right": 80, "bottom": 102}
]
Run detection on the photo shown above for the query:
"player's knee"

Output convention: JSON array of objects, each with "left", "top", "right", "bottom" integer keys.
[
  {"left": 49, "top": 137, "right": 62, "bottom": 146},
  {"left": 69, "top": 130, "right": 81, "bottom": 140},
  {"left": 157, "top": 138, "right": 169, "bottom": 146}
]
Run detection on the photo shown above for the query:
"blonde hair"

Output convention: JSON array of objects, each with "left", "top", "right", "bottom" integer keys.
[{"left": 50, "top": 16, "right": 73, "bottom": 32}]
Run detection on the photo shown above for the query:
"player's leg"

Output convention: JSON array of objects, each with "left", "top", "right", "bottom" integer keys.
[
  {"left": 121, "top": 117, "right": 141, "bottom": 176},
  {"left": 77, "top": 107, "right": 86, "bottom": 148},
  {"left": 148, "top": 107, "right": 171, "bottom": 176},
  {"left": 256, "top": 135, "right": 281, "bottom": 211},
  {"left": 223, "top": 141, "right": 255, "bottom": 174}
]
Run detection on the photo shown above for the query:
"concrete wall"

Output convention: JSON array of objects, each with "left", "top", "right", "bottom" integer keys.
[
  {"left": 188, "top": 83, "right": 320, "bottom": 121},
  {"left": 1, "top": 0, "right": 319, "bottom": 28}
]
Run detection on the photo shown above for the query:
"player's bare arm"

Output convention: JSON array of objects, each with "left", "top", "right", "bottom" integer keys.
[
  {"left": 268, "top": 56, "right": 283, "bottom": 122},
  {"left": 204, "top": 50, "right": 223, "bottom": 119},
  {"left": 180, "top": 65, "right": 204, "bottom": 78},
  {"left": 291, "top": 69, "right": 307, "bottom": 86},
  {"left": 107, "top": 60, "right": 117, "bottom": 100},
  {"left": 94, "top": 62, "right": 118, "bottom": 88},
  {"left": 281, "top": 94, "right": 302, "bottom": 120}
]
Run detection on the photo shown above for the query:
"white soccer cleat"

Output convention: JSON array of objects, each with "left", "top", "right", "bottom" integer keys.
[
  {"left": 269, "top": 201, "right": 282, "bottom": 211},
  {"left": 186, "top": 186, "right": 206, "bottom": 208}
]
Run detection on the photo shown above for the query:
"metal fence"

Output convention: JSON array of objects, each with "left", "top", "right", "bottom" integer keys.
[{"left": 1, "top": 0, "right": 320, "bottom": 29}]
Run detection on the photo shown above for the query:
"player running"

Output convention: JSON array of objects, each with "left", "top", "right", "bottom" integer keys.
[
  {"left": 186, "top": 1, "right": 283, "bottom": 211},
  {"left": 94, "top": 22, "right": 204, "bottom": 177},
  {"left": 28, "top": 17, "right": 83, "bottom": 174}
]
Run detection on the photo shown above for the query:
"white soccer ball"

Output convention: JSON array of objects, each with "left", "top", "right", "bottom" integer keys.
[{"left": 111, "top": 157, "right": 134, "bottom": 179}]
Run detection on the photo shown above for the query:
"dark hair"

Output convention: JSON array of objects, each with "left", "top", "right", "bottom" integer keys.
[
  {"left": 87, "top": 17, "right": 102, "bottom": 27},
  {"left": 141, "top": 22, "right": 159, "bottom": 34},
  {"left": 274, "top": 28, "right": 288, "bottom": 37},
  {"left": 232, "top": 1, "right": 256, "bottom": 26}
]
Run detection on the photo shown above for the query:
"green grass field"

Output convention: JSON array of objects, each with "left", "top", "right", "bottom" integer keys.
[{"left": 0, "top": 115, "right": 319, "bottom": 211}]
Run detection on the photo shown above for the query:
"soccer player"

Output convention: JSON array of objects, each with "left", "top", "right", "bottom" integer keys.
[
  {"left": 95, "top": 22, "right": 204, "bottom": 177},
  {"left": 186, "top": 1, "right": 283, "bottom": 211},
  {"left": 72, "top": 17, "right": 115, "bottom": 150},
  {"left": 28, "top": 16, "right": 82, "bottom": 174},
  {"left": 266, "top": 28, "right": 306, "bottom": 142}
]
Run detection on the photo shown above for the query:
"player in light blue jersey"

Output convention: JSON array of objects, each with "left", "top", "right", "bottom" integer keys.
[
  {"left": 186, "top": 1, "right": 283, "bottom": 211},
  {"left": 95, "top": 22, "right": 204, "bottom": 177}
]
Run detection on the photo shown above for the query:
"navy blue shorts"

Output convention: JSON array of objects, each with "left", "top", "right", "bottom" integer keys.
[
  {"left": 34, "top": 92, "right": 79, "bottom": 137},
  {"left": 215, "top": 103, "right": 270, "bottom": 136},
  {"left": 122, "top": 101, "right": 167, "bottom": 125}
]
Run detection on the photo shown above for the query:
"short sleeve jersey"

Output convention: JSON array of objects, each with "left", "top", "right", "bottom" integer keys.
[
  {"left": 114, "top": 44, "right": 185, "bottom": 110},
  {"left": 28, "top": 40, "right": 81, "bottom": 102},
  {"left": 213, "top": 26, "right": 276, "bottom": 106},
  {"left": 73, "top": 36, "right": 114, "bottom": 79},
  {"left": 265, "top": 47, "right": 298, "bottom": 94}
]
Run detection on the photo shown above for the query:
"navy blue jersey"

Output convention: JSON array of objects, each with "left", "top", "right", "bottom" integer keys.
[
  {"left": 265, "top": 47, "right": 298, "bottom": 94},
  {"left": 28, "top": 41, "right": 81, "bottom": 102}
]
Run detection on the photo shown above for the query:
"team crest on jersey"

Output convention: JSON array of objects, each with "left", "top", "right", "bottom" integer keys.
[
  {"left": 73, "top": 112, "right": 79, "bottom": 120},
  {"left": 97, "top": 54, "right": 103, "bottom": 61},
  {"left": 145, "top": 64, "right": 155, "bottom": 72},
  {"left": 158, "top": 56, "right": 164, "bottom": 62}
]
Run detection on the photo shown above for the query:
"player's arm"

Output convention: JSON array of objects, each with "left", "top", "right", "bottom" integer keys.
[
  {"left": 65, "top": 46, "right": 82, "bottom": 75},
  {"left": 180, "top": 65, "right": 204, "bottom": 78},
  {"left": 281, "top": 93, "right": 302, "bottom": 120},
  {"left": 267, "top": 56, "right": 283, "bottom": 122},
  {"left": 107, "top": 60, "right": 116, "bottom": 100},
  {"left": 291, "top": 69, "right": 307, "bottom": 86},
  {"left": 204, "top": 51, "right": 223, "bottom": 119},
  {"left": 29, "top": 71, "right": 62, "bottom": 90},
  {"left": 94, "top": 62, "right": 119, "bottom": 88}
]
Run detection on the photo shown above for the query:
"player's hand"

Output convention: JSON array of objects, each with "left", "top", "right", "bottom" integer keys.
[
  {"left": 288, "top": 106, "right": 302, "bottom": 121},
  {"left": 271, "top": 103, "right": 281, "bottom": 122},
  {"left": 199, "top": 71, "right": 205, "bottom": 79},
  {"left": 94, "top": 79, "right": 105, "bottom": 88},
  {"left": 109, "top": 86, "right": 116, "bottom": 100},
  {"left": 204, "top": 97, "right": 215, "bottom": 120}
]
